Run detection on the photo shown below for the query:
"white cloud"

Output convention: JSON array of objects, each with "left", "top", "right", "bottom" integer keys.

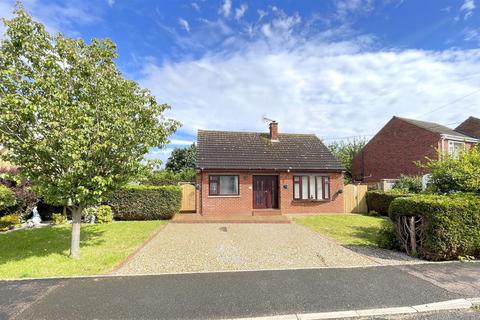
[
  {"left": 107, "top": 0, "right": 115, "bottom": 7},
  {"left": 464, "top": 28, "right": 480, "bottom": 43},
  {"left": 235, "top": 3, "right": 248, "bottom": 21},
  {"left": 170, "top": 139, "right": 194, "bottom": 146},
  {"left": 139, "top": 32, "right": 480, "bottom": 142},
  {"left": 191, "top": 2, "right": 200, "bottom": 12},
  {"left": 335, "top": 0, "right": 374, "bottom": 20},
  {"left": 219, "top": 0, "right": 232, "bottom": 18},
  {"left": 178, "top": 17, "right": 190, "bottom": 32},
  {"left": 460, "top": 0, "right": 476, "bottom": 19}
]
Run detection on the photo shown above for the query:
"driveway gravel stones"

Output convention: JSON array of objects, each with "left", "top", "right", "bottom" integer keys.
[{"left": 115, "top": 223, "right": 378, "bottom": 275}]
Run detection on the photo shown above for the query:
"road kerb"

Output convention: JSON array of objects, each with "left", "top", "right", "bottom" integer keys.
[
  {"left": 228, "top": 298, "right": 479, "bottom": 320},
  {"left": 412, "top": 298, "right": 472, "bottom": 312}
]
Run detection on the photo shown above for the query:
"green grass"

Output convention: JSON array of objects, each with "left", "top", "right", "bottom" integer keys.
[
  {"left": 294, "top": 214, "right": 391, "bottom": 246},
  {"left": 0, "top": 221, "right": 166, "bottom": 279}
]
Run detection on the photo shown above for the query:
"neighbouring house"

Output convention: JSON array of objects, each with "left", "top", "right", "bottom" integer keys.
[
  {"left": 351, "top": 116, "right": 479, "bottom": 186},
  {"left": 196, "top": 122, "right": 345, "bottom": 215},
  {"left": 455, "top": 116, "right": 480, "bottom": 139}
]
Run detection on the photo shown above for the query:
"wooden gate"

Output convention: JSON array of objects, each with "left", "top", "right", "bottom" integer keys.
[
  {"left": 180, "top": 184, "right": 196, "bottom": 212},
  {"left": 344, "top": 184, "right": 368, "bottom": 213}
]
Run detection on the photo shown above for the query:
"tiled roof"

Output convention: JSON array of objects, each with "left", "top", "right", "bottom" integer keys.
[
  {"left": 455, "top": 116, "right": 480, "bottom": 139},
  {"left": 197, "top": 130, "right": 344, "bottom": 171},
  {"left": 395, "top": 117, "right": 473, "bottom": 139}
]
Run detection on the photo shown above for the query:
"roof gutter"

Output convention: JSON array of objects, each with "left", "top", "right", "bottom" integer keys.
[{"left": 440, "top": 134, "right": 479, "bottom": 143}]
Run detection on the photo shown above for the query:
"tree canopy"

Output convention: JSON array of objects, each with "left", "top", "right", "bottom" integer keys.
[
  {"left": 165, "top": 143, "right": 197, "bottom": 172},
  {"left": 327, "top": 138, "right": 368, "bottom": 183},
  {"left": 0, "top": 6, "right": 179, "bottom": 257}
]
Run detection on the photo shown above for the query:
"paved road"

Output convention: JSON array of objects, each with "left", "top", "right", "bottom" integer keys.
[{"left": 3, "top": 263, "right": 478, "bottom": 320}]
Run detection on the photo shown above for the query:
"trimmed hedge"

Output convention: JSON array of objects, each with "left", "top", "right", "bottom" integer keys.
[
  {"left": 105, "top": 185, "right": 181, "bottom": 220},
  {"left": 389, "top": 194, "right": 480, "bottom": 261},
  {"left": 365, "top": 191, "right": 411, "bottom": 216}
]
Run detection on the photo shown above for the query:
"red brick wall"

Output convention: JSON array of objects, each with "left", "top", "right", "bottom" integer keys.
[
  {"left": 196, "top": 171, "right": 344, "bottom": 215},
  {"left": 351, "top": 117, "right": 440, "bottom": 183}
]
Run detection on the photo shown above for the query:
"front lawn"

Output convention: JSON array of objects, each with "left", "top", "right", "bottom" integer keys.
[
  {"left": 0, "top": 221, "right": 166, "bottom": 279},
  {"left": 294, "top": 214, "right": 390, "bottom": 246}
]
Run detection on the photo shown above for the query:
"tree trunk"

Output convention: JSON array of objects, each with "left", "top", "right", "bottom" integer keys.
[
  {"left": 70, "top": 206, "right": 83, "bottom": 259},
  {"left": 409, "top": 216, "right": 417, "bottom": 256}
]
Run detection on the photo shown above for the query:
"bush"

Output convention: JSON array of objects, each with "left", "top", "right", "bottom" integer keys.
[
  {"left": 366, "top": 191, "right": 411, "bottom": 216},
  {"left": 52, "top": 213, "right": 68, "bottom": 225},
  {"left": 83, "top": 207, "right": 97, "bottom": 223},
  {"left": 96, "top": 205, "right": 113, "bottom": 224},
  {"left": 0, "top": 185, "right": 16, "bottom": 211},
  {"left": 392, "top": 175, "right": 422, "bottom": 193},
  {"left": 389, "top": 194, "right": 480, "bottom": 260},
  {"left": 0, "top": 213, "right": 21, "bottom": 231},
  {"left": 0, "top": 168, "right": 38, "bottom": 218},
  {"left": 105, "top": 185, "right": 181, "bottom": 220},
  {"left": 418, "top": 146, "right": 480, "bottom": 194},
  {"left": 375, "top": 220, "right": 400, "bottom": 250}
]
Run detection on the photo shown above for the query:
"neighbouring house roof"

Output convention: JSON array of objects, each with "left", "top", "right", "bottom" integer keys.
[
  {"left": 197, "top": 130, "right": 344, "bottom": 171},
  {"left": 455, "top": 116, "right": 480, "bottom": 139},
  {"left": 395, "top": 116, "right": 474, "bottom": 140}
]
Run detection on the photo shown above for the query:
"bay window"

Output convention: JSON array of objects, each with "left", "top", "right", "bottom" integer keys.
[
  {"left": 209, "top": 175, "right": 239, "bottom": 196},
  {"left": 293, "top": 175, "right": 330, "bottom": 200}
]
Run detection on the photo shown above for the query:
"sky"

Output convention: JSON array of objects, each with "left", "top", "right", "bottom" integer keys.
[{"left": 1, "top": 0, "right": 480, "bottom": 164}]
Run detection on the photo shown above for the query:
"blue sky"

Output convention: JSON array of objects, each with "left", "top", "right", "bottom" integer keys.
[{"left": 1, "top": 0, "right": 480, "bottom": 163}]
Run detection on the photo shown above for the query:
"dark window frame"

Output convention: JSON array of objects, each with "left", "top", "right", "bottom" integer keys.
[
  {"left": 293, "top": 175, "right": 331, "bottom": 201},
  {"left": 209, "top": 175, "right": 240, "bottom": 196}
]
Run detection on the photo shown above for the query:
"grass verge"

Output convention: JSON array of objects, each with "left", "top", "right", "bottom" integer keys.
[
  {"left": 0, "top": 220, "right": 166, "bottom": 279},
  {"left": 294, "top": 214, "right": 391, "bottom": 246}
]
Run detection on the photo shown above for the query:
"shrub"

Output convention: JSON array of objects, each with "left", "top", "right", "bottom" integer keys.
[
  {"left": 392, "top": 175, "right": 422, "bottom": 193},
  {"left": 96, "top": 205, "right": 113, "bottom": 224},
  {"left": 389, "top": 194, "right": 480, "bottom": 260},
  {"left": 0, "top": 213, "right": 21, "bottom": 231},
  {"left": 418, "top": 146, "right": 480, "bottom": 194},
  {"left": 83, "top": 207, "right": 97, "bottom": 223},
  {"left": 52, "top": 213, "right": 68, "bottom": 225},
  {"left": 366, "top": 191, "right": 411, "bottom": 216},
  {"left": 0, "top": 185, "right": 16, "bottom": 211},
  {"left": 375, "top": 220, "right": 399, "bottom": 250},
  {"left": 0, "top": 168, "right": 38, "bottom": 218},
  {"left": 105, "top": 185, "right": 181, "bottom": 220}
]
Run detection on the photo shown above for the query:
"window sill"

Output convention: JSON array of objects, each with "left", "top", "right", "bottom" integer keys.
[{"left": 208, "top": 195, "right": 241, "bottom": 198}]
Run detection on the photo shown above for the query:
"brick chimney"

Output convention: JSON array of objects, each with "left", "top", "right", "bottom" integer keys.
[{"left": 269, "top": 121, "right": 279, "bottom": 141}]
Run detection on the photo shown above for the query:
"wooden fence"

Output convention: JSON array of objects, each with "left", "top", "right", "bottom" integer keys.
[
  {"left": 180, "top": 184, "right": 196, "bottom": 212},
  {"left": 343, "top": 184, "right": 368, "bottom": 213}
]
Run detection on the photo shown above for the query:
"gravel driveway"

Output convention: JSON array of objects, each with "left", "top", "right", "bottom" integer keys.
[{"left": 115, "top": 223, "right": 378, "bottom": 275}]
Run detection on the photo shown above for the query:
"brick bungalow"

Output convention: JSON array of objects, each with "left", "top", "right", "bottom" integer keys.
[
  {"left": 196, "top": 122, "right": 345, "bottom": 215},
  {"left": 351, "top": 116, "right": 479, "bottom": 184}
]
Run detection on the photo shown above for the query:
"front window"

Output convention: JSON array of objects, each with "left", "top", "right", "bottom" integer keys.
[
  {"left": 293, "top": 175, "right": 330, "bottom": 200},
  {"left": 209, "top": 175, "right": 239, "bottom": 196},
  {"left": 448, "top": 141, "right": 465, "bottom": 158}
]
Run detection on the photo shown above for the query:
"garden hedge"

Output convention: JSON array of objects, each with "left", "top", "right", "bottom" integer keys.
[
  {"left": 389, "top": 194, "right": 480, "bottom": 261},
  {"left": 365, "top": 191, "right": 411, "bottom": 215},
  {"left": 105, "top": 185, "right": 181, "bottom": 220}
]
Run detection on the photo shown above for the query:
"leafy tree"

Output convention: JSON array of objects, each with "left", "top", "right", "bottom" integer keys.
[
  {"left": 327, "top": 138, "right": 368, "bottom": 183},
  {"left": 165, "top": 143, "right": 197, "bottom": 172},
  {"left": 418, "top": 146, "right": 480, "bottom": 194},
  {"left": 0, "top": 6, "right": 179, "bottom": 258}
]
